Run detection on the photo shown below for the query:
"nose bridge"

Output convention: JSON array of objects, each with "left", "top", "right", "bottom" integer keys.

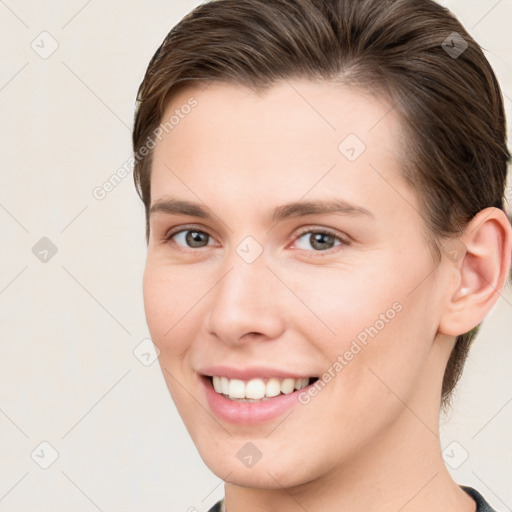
[
  {"left": 216, "top": 244, "right": 270, "bottom": 314},
  {"left": 205, "top": 241, "right": 285, "bottom": 343},
  {"left": 218, "top": 232, "right": 270, "bottom": 302}
]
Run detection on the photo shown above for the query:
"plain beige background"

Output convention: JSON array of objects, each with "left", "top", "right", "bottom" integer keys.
[{"left": 0, "top": 1, "right": 511, "bottom": 511}]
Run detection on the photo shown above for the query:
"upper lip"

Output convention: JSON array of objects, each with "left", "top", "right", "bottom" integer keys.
[{"left": 198, "top": 365, "right": 316, "bottom": 381}]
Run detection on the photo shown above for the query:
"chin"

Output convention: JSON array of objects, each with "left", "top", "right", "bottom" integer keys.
[
  {"left": 211, "top": 463, "right": 312, "bottom": 490},
  {"left": 195, "top": 438, "right": 322, "bottom": 490}
]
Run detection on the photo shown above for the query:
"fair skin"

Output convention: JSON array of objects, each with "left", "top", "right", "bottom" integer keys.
[{"left": 143, "top": 80, "right": 511, "bottom": 512}]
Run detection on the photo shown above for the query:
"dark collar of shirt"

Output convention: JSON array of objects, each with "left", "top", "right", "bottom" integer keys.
[{"left": 207, "top": 485, "right": 498, "bottom": 512}]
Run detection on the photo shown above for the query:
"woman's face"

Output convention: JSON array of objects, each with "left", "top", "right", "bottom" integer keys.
[{"left": 144, "top": 80, "right": 453, "bottom": 488}]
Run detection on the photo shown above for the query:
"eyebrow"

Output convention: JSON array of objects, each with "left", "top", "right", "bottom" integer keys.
[{"left": 149, "top": 196, "right": 374, "bottom": 222}]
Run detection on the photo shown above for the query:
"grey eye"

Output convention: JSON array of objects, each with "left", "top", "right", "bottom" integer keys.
[
  {"left": 173, "top": 230, "right": 212, "bottom": 248},
  {"left": 295, "top": 231, "right": 342, "bottom": 251}
]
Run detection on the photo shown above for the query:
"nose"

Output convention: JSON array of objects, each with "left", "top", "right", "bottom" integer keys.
[{"left": 204, "top": 248, "right": 287, "bottom": 346}]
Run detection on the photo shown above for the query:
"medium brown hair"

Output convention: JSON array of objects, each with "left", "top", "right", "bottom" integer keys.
[{"left": 132, "top": 0, "right": 510, "bottom": 409}]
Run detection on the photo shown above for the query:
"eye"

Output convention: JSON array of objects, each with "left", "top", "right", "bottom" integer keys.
[
  {"left": 292, "top": 227, "right": 348, "bottom": 254},
  {"left": 163, "top": 225, "right": 350, "bottom": 254},
  {"left": 166, "top": 227, "right": 215, "bottom": 249}
]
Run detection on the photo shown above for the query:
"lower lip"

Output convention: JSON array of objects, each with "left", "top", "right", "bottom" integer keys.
[{"left": 201, "top": 375, "right": 317, "bottom": 425}]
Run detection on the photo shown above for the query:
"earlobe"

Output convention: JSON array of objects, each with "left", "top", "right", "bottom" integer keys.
[{"left": 438, "top": 207, "right": 512, "bottom": 337}]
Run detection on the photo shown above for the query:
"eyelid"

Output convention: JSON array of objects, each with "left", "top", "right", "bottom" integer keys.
[
  {"left": 164, "top": 224, "right": 209, "bottom": 240},
  {"left": 292, "top": 225, "right": 350, "bottom": 244},
  {"left": 164, "top": 224, "right": 218, "bottom": 246},
  {"left": 289, "top": 225, "right": 350, "bottom": 256}
]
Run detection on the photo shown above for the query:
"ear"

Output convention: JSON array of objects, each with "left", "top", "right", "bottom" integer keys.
[{"left": 438, "top": 207, "right": 512, "bottom": 337}]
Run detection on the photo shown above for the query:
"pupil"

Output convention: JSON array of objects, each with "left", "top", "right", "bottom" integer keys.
[
  {"left": 312, "top": 233, "right": 333, "bottom": 250},
  {"left": 187, "top": 230, "right": 207, "bottom": 247}
]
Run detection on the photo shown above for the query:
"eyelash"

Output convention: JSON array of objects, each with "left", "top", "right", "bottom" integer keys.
[{"left": 163, "top": 225, "right": 350, "bottom": 256}]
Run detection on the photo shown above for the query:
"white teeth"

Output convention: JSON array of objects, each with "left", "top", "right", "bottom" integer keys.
[
  {"left": 220, "top": 376, "right": 229, "bottom": 395},
  {"left": 266, "top": 378, "right": 281, "bottom": 397},
  {"left": 245, "top": 378, "right": 266, "bottom": 399},
  {"left": 210, "top": 375, "right": 312, "bottom": 400},
  {"left": 212, "top": 376, "right": 222, "bottom": 393},
  {"left": 228, "top": 379, "right": 246, "bottom": 399},
  {"left": 280, "top": 378, "right": 296, "bottom": 394}
]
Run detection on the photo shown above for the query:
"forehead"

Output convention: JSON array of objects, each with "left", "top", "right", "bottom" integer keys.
[
  {"left": 156, "top": 79, "right": 401, "bottom": 154},
  {"left": 150, "top": 79, "right": 414, "bottom": 216}
]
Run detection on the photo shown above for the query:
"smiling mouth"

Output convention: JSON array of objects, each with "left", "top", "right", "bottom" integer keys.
[{"left": 206, "top": 375, "right": 320, "bottom": 402}]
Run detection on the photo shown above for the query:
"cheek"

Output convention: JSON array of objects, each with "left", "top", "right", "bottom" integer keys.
[
  {"left": 142, "top": 261, "right": 203, "bottom": 412},
  {"left": 142, "top": 264, "right": 169, "bottom": 340},
  {"left": 289, "top": 252, "right": 438, "bottom": 398},
  {"left": 142, "top": 259, "right": 195, "bottom": 355},
  {"left": 280, "top": 260, "right": 403, "bottom": 349}
]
